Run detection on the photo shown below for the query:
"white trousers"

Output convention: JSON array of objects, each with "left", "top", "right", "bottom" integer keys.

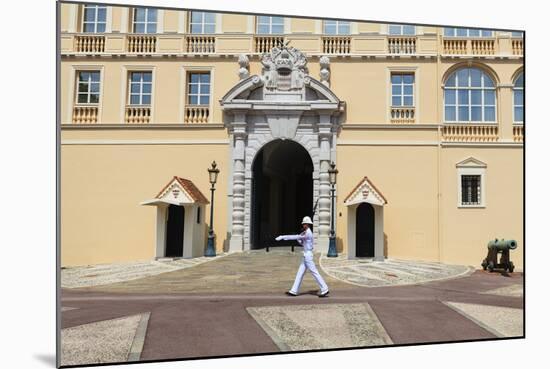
[{"left": 290, "top": 251, "right": 329, "bottom": 294}]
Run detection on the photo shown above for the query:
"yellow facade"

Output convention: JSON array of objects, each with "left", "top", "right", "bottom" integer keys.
[{"left": 59, "top": 3, "right": 524, "bottom": 269}]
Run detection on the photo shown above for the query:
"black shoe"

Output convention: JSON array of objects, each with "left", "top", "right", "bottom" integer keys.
[
  {"left": 285, "top": 291, "right": 298, "bottom": 297},
  {"left": 318, "top": 290, "right": 330, "bottom": 298}
]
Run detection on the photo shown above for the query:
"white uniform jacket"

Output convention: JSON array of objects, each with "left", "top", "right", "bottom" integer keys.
[{"left": 279, "top": 228, "right": 314, "bottom": 253}]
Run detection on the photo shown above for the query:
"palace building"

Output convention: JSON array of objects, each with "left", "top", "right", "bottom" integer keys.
[{"left": 59, "top": 2, "right": 524, "bottom": 269}]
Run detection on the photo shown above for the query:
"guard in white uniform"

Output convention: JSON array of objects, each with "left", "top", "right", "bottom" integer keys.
[{"left": 276, "top": 216, "right": 330, "bottom": 297}]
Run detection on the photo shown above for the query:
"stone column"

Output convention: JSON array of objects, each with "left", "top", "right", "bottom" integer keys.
[
  {"left": 229, "top": 114, "right": 247, "bottom": 252},
  {"left": 317, "top": 116, "right": 333, "bottom": 252}
]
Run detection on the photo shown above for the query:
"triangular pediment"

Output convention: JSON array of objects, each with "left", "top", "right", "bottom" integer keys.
[
  {"left": 344, "top": 177, "right": 387, "bottom": 206},
  {"left": 456, "top": 157, "right": 487, "bottom": 168},
  {"left": 143, "top": 176, "right": 209, "bottom": 206}
]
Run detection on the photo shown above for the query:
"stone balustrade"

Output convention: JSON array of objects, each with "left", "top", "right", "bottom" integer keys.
[
  {"left": 72, "top": 106, "right": 98, "bottom": 124},
  {"left": 75, "top": 35, "right": 105, "bottom": 53},
  {"left": 322, "top": 36, "right": 351, "bottom": 54},
  {"left": 471, "top": 39, "right": 495, "bottom": 55},
  {"left": 512, "top": 39, "right": 524, "bottom": 56},
  {"left": 390, "top": 107, "right": 415, "bottom": 123},
  {"left": 388, "top": 36, "right": 417, "bottom": 54},
  {"left": 513, "top": 125, "right": 524, "bottom": 142},
  {"left": 443, "top": 38, "right": 497, "bottom": 55},
  {"left": 127, "top": 35, "right": 157, "bottom": 53},
  {"left": 254, "top": 36, "right": 284, "bottom": 54},
  {"left": 443, "top": 39, "right": 468, "bottom": 54},
  {"left": 125, "top": 106, "right": 151, "bottom": 124},
  {"left": 442, "top": 124, "right": 499, "bottom": 142},
  {"left": 186, "top": 35, "right": 216, "bottom": 53},
  {"left": 184, "top": 106, "right": 210, "bottom": 123}
]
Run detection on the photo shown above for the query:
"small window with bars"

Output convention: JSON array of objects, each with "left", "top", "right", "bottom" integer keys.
[{"left": 461, "top": 175, "right": 481, "bottom": 205}]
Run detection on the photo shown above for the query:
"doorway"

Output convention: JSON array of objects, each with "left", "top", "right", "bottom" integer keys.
[
  {"left": 165, "top": 205, "right": 185, "bottom": 257},
  {"left": 251, "top": 140, "right": 313, "bottom": 249},
  {"left": 356, "top": 202, "right": 375, "bottom": 257}
]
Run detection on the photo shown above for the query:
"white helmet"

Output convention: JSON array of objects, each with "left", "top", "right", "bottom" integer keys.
[{"left": 301, "top": 216, "right": 313, "bottom": 225}]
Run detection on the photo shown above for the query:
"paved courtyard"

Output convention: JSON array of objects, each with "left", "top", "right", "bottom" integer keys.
[{"left": 60, "top": 250, "right": 524, "bottom": 366}]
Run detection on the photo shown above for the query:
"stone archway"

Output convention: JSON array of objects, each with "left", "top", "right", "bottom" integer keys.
[
  {"left": 220, "top": 46, "right": 345, "bottom": 253},
  {"left": 250, "top": 139, "right": 314, "bottom": 249}
]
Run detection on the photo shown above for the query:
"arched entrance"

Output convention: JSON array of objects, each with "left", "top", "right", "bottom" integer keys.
[
  {"left": 356, "top": 203, "right": 375, "bottom": 257},
  {"left": 251, "top": 139, "right": 313, "bottom": 249},
  {"left": 165, "top": 205, "right": 185, "bottom": 257}
]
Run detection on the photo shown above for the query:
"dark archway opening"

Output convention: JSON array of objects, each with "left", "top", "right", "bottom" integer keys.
[
  {"left": 356, "top": 202, "right": 375, "bottom": 257},
  {"left": 251, "top": 140, "right": 313, "bottom": 249},
  {"left": 165, "top": 205, "right": 185, "bottom": 257}
]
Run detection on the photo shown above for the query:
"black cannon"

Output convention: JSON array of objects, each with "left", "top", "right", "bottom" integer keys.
[{"left": 481, "top": 239, "right": 517, "bottom": 273}]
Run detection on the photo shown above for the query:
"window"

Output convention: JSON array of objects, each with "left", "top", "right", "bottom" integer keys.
[
  {"left": 444, "top": 67, "right": 496, "bottom": 122},
  {"left": 511, "top": 31, "right": 524, "bottom": 38},
  {"left": 257, "top": 16, "right": 284, "bottom": 34},
  {"left": 187, "top": 72, "right": 211, "bottom": 106},
  {"left": 391, "top": 74, "right": 414, "bottom": 107},
  {"left": 456, "top": 157, "right": 486, "bottom": 208},
  {"left": 128, "top": 72, "right": 152, "bottom": 105},
  {"left": 76, "top": 71, "right": 101, "bottom": 104},
  {"left": 513, "top": 73, "right": 524, "bottom": 123},
  {"left": 133, "top": 8, "right": 157, "bottom": 33},
  {"left": 444, "top": 28, "right": 493, "bottom": 37},
  {"left": 324, "top": 20, "right": 350, "bottom": 35},
  {"left": 388, "top": 24, "right": 416, "bottom": 36},
  {"left": 461, "top": 175, "right": 481, "bottom": 206},
  {"left": 189, "top": 12, "right": 216, "bottom": 34},
  {"left": 196, "top": 206, "right": 201, "bottom": 224},
  {"left": 82, "top": 4, "right": 107, "bottom": 33}
]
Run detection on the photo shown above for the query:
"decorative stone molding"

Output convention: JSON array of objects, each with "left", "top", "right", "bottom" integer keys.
[
  {"left": 319, "top": 56, "right": 330, "bottom": 87},
  {"left": 344, "top": 176, "right": 388, "bottom": 207},
  {"left": 220, "top": 45, "right": 345, "bottom": 252},
  {"left": 237, "top": 54, "right": 250, "bottom": 80}
]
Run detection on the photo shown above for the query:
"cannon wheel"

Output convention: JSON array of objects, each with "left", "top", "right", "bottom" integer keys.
[
  {"left": 509, "top": 262, "right": 515, "bottom": 273},
  {"left": 487, "top": 262, "right": 494, "bottom": 272}
]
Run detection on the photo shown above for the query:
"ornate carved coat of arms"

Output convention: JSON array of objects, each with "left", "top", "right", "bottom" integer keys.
[{"left": 261, "top": 45, "right": 309, "bottom": 91}]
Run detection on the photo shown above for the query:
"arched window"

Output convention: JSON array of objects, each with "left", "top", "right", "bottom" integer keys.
[
  {"left": 513, "top": 73, "right": 524, "bottom": 123},
  {"left": 444, "top": 67, "right": 496, "bottom": 122}
]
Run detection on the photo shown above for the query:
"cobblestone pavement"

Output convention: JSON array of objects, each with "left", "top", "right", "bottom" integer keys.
[
  {"left": 73, "top": 250, "right": 355, "bottom": 294},
  {"left": 320, "top": 255, "right": 474, "bottom": 287},
  {"left": 61, "top": 251, "right": 524, "bottom": 365},
  {"left": 61, "top": 253, "right": 230, "bottom": 288}
]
